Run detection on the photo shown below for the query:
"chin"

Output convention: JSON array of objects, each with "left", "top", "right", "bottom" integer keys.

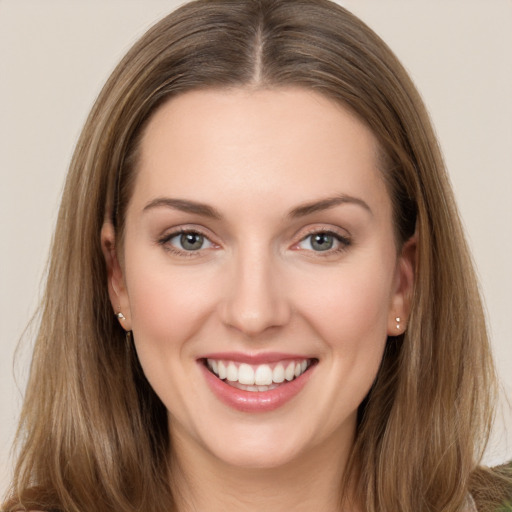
[
  {"left": 195, "top": 420, "right": 320, "bottom": 471},
  {"left": 212, "top": 442, "right": 303, "bottom": 470}
]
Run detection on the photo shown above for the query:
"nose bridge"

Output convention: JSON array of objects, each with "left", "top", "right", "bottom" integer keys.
[{"left": 220, "top": 240, "right": 290, "bottom": 336}]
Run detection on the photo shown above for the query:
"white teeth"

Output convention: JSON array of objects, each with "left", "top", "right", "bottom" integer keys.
[
  {"left": 254, "top": 364, "right": 273, "bottom": 386},
  {"left": 285, "top": 362, "right": 295, "bottom": 381},
  {"left": 229, "top": 382, "right": 279, "bottom": 392},
  {"left": 206, "top": 358, "right": 312, "bottom": 387},
  {"left": 226, "top": 362, "right": 238, "bottom": 382},
  {"left": 238, "top": 363, "right": 255, "bottom": 385},
  {"left": 217, "top": 361, "right": 227, "bottom": 380},
  {"left": 272, "top": 364, "right": 285, "bottom": 383}
]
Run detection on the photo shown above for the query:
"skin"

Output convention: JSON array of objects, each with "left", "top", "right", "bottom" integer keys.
[{"left": 102, "top": 88, "right": 415, "bottom": 511}]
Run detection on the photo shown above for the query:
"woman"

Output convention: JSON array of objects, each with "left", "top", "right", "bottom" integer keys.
[{"left": 3, "top": 0, "right": 511, "bottom": 511}]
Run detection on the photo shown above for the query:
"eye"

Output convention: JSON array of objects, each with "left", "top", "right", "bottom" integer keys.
[
  {"left": 164, "top": 230, "right": 214, "bottom": 252},
  {"left": 296, "top": 231, "right": 350, "bottom": 253}
]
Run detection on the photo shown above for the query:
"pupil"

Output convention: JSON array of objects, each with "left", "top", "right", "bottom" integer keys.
[
  {"left": 312, "top": 233, "right": 333, "bottom": 251},
  {"left": 181, "top": 233, "right": 203, "bottom": 250}
]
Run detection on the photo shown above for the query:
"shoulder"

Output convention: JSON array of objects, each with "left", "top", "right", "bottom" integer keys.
[{"left": 470, "top": 462, "right": 512, "bottom": 512}]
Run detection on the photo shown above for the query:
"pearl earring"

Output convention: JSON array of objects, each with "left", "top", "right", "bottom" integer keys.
[
  {"left": 116, "top": 311, "right": 126, "bottom": 321},
  {"left": 395, "top": 317, "right": 401, "bottom": 330}
]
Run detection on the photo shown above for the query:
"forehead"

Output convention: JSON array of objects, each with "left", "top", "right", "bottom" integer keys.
[{"left": 131, "top": 87, "right": 390, "bottom": 218}]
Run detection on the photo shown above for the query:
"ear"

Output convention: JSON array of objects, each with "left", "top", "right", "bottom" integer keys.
[
  {"left": 387, "top": 234, "right": 417, "bottom": 336},
  {"left": 101, "top": 222, "right": 132, "bottom": 331}
]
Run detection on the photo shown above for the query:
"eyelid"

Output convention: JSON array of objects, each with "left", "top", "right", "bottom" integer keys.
[
  {"left": 157, "top": 225, "right": 220, "bottom": 256},
  {"left": 169, "top": 231, "right": 214, "bottom": 250},
  {"left": 294, "top": 224, "right": 351, "bottom": 241},
  {"left": 291, "top": 225, "right": 352, "bottom": 253},
  {"left": 156, "top": 224, "right": 351, "bottom": 257}
]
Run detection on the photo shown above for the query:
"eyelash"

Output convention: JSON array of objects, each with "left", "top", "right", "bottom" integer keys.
[
  {"left": 295, "top": 228, "right": 352, "bottom": 256},
  {"left": 157, "top": 228, "right": 352, "bottom": 257},
  {"left": 158, "top": 229, "right": 214, "bottom": 258}
]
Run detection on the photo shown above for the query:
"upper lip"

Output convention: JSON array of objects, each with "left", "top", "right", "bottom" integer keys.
[{"left": 199, "top": 352, "right": 315, "bottom": 364}]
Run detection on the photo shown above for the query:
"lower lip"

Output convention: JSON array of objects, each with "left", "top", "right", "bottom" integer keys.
[{"left": 199, "top": 361, "right": 316, "bottom": 413}]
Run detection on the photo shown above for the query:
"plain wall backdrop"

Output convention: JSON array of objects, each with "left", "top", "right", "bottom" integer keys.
[{"left": 1, "top": 0, "right": 511, "bottom": 492}]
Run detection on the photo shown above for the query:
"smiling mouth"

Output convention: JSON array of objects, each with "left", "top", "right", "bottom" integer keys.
[{"left": 203, "top": 358, "right": 317, "bottom": 392}]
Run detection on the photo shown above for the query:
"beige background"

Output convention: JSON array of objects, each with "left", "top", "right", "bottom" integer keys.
[{"left": 1, "top": 0, "right": 511, "bottom": 491}]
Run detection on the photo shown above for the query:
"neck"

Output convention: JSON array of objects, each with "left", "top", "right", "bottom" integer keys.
[{"left": 169, "top": 424, "right": 360, "bottom": 512}]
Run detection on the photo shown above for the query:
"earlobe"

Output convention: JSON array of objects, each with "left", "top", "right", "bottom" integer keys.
[
  {"left": 100, "top": 222, "right": 132, "bottom": 331},
  {"left": 387, "top": 234, "right": 417, "bottom": 336}
]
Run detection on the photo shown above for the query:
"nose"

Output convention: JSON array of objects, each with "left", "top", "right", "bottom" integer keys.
[{"left": 219, "top": 247, "right": 291, "bottom": 337}]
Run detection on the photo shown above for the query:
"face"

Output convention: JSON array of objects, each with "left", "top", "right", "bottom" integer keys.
[{"left": 103, "top": 88, "right": 414, "bottom": 471}]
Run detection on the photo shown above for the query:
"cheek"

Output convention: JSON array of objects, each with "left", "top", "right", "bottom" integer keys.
[
  {"left": 294, "top": 258, "right": 395, "bottom": 349},
  {"left": 122, "top": 254, "right": 221, "bottom": 411},
  {"left": 124, "top": 252, "right": 220, "bottom": 350}
]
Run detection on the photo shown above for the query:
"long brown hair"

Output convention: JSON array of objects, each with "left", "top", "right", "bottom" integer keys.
[{"left": 3, "top": 1, "right": 503, "bottom": 510}]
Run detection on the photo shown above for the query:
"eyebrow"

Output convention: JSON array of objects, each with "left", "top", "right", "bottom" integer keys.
[
  {"left": 288, "top": 194, "right": 373, "bottom": 218},
  {"left": 142, "top": 193, "right": 372, "bottom": 220},
  {"left": 143, "top": 197, "right": 223, "bottom": 219}
]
